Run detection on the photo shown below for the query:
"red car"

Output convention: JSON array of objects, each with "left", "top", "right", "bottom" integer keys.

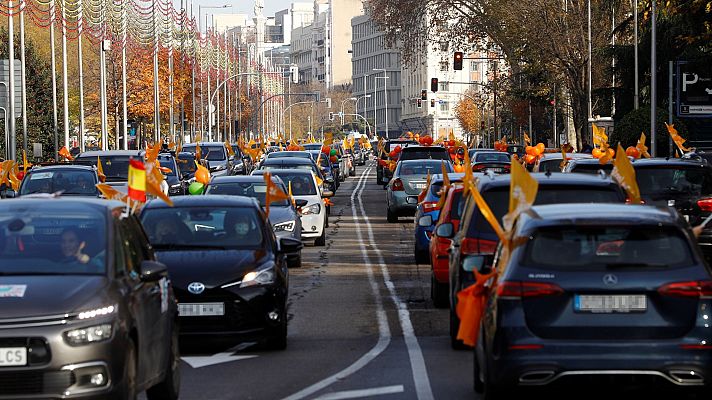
[{"left": 428, "top": 183, "right": 465, "bottom": 308}]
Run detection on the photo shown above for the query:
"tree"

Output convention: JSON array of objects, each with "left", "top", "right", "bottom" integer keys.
[{"left": 454, "top": 90, "right": 482, "bottom": 134}]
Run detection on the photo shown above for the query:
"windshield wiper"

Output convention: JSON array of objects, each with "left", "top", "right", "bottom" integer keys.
[{"left": 152, "top": 243, "right": 227, "bottom": 250}]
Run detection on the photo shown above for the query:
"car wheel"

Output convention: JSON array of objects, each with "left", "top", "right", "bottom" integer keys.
[
  {"left": 415, "top": 248, "right": 429, "bottom": 264},
  {"left": 376, "top": 169, "right": 383, "bottom": 184},
  {"left": 288, "top": 254, "right": 302, "bottom": 269},
  {"left": 431, "top": 275, "right": 449, "bottom": 309},
  {"left": 387, "top": 208, "right": 398, "bottom": 223},
  {"left": 450, "top": 307, "right": 468, "bottom": 350},
  {"left": 315, "top": 228, "right": 326, "bottom": 246},
  {"left": 349, "top": 168, "right": 356, "bottom": 177},
  {"left": 473, "top": 330, "right": 485, "bottom": 393},
  {"left": 266, "top": 305, "right": 288, "bottom": 350},
  {"left": 146, "top": 328, "right": 181, "bottom": 400},
  {"left": 117, "top": 337, "right": 138, "bottom": 400}
]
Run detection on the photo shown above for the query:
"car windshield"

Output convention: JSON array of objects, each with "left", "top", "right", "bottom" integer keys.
[
  {"left": 183, "top": 145, "right": 226, "bottom": 161},
  {"left": 538, "top": 159, "right": 565, "bottom": 173},
  {"left": 475, "top": 153, "right": 510, "bottom": 163},
  {"left": 75, "top": 155, "right": 132, "bottom": 181},
  {"left": 303, "top": 144, "right": 322, "bottom": 151},
  {"left": 159, "top": 159, "right": 177, "bottom": 176},
  {"left": 176, "top": 156, "right": 196, "bottom": 174},
  {"left": 636, "top": 166, "right": 712, "bottom": 198},
  {"left": 523, "top": 226, "right": 694, "bottom": 270},
  {"left": 0, "top": 207, "right": 107, "bottom": 275},
  {"left": 400, "top": 148, "right": 450, "bottom": 161},
  {"left": 206, "top": 182, "right": 290, "bottom": 206},
  {"left": 263, "top": 164, "right": 315, "bottom": 173},
  {"left": 141, "top": 207, "right": 264, "bottom": 249},
  {"left": 20, "top": 170, "right": 98, "bottom": 196},
  {"left": 265, "top": 172, "right": 317, "bottom": 195},
  {"left": 467, "top": 186, "right": 624, "bottom": 237},
  {"left": 398, "top": 161, "right": 454, "bottom": 176},
  {"left": 570, "top": 163, "right": 613, "bottom": 174}
]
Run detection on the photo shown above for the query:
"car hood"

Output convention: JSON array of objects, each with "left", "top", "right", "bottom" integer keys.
[
  {"left": 0, "top": 275, "right": 110, "bottom": 319},
  {"left": 267, "top": 206, "right": 296, "bottom": 225},
  {"left": 155, "top": 249, "right": 272, "bottom": 289}
]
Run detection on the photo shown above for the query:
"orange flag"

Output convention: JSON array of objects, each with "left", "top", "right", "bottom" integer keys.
[
  {"left": 225, "top": 140, "right": 235, "bottom": 156},
  {"left": 128, "top": 159, "right": 146, "bottom": 202},
  {"left": 462, "top": 147, "right": 474, "bottom": 196},
  {"left": 96, "top": 183, "right": 128, "bottom": 202},
  {"left": 22, "top": 150, "right": 29, "bottom": 174},
  {"left": 611, "top": 143, "right": 641, "bottom": 204},
  {"left": 636, "top": 133, "right": 651, "bottom": 158},
  {"left": 146, "top": 163, "right": 174, "bottom": 206},
  {"left": 59, "top": 146, "right": 74, "bottom": 161},
  {"left": 666, "top": 123, "right": 691, "bottom": 154},
  {"left": 418, "top": 172, "right": 431, "bottom": 203},
  {"left": 97, "top": 157, "right": 106, "bottom": 183},
  {"left": 456, "top": 270, "right": 496, "bottom": 347},
  {"left": 145, "top": 143, "right": 160, "bottom": 163},
  {"left": 263, "top": 172, "right": 289, "bottom": 218}
]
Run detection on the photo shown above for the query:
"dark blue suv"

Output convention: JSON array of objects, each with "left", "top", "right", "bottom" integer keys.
[{"left": 474, "top": 203, "right": 712, "bottom": 398}]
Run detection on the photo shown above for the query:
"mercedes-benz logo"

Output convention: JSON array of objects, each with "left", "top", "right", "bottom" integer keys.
[
  {"left": 602, "top": 274, "right": 618, "bottom": 286},
  {"left": 187, "top": 282, "right": 205, "bottom": 294}
]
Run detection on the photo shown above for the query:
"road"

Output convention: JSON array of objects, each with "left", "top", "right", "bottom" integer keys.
[{"left": 173, "top": 162, "right": 473, "bottom": 400}]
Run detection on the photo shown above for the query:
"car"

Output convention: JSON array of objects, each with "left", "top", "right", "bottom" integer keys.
[
  {"left": 562, "top": 157, "right": 613, "bottom": 174},
  {"left": 352, "top": 143, "right": 367, "bottom": 166},
  {"left": 533, "top": 152, "right": 593, "bottom": 173},
  {"left": 428, "top": 184, "right": 466, "bottom": 308},
  {"left": 16, "top": 164, "right": 100, "bottom": 197},
  {"left": 471, "top": 151, "right": 511, "bottom": 173},
  {"left": 444, "top": 172, "right": 628, "bottom": 348},
  {"left": 474, "top": 203, "right": 712, "bottom": 397},
  {"left": 258, "top": 157, "right": 324, "bottom": 182},
  {"left": 182, "top": 142, "right": 233, "bottom": 177},
  {"left": 386, "top": 160, "right": 455, "bottom": 223},
  {"left": 413, "top": 173, "right": 466, "bottom": 264},
  {"left": 330, "top": 143, "right": 349, "bottom": 182},
  {"left": 468, "top": 148, "right": 495, "bottom": 160},
  {"left": 140, "top": 196, "right": 302, "bottom": 350},
  {"left": 302, "top": 143, "right": 323, "bottom": 152},
  {"left": 74, "top": 150, "right": 145, "bottom": 189},
  {"left": 158, "top": 153, "right": 186, "bottom": 196},
  {"left": 377, "top": 139, "right": 416, "bottom": 185},
  {"left": 205, "top": 175, "right": 305, "bottom": 268},
  {"left": 307, "top": 150, "right": 339, "bottom": 192},
  {"left": 0, "top": 198, "right": 179, "bottom": 399},
  {"left": 381, "top": 144, "right": 449, "bottom": 186},
  {"left": 264, "top": 151, "right": 312, "bottom": 161},
  {"left": 252, "top": 169, "right": 332, "bottom": 246}
]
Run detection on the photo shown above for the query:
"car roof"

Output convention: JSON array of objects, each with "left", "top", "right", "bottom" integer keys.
[
  {"left": 0, "top": 197, "right": 125, "bottom": 211},
  {"left": 539, "top": 152, "right": 593, "bottom": 160},
  {"left": 267, "top": 151, "right": 311, "bottom": 157},
  {"left": 210, "top": 175, "right": 282, "bottom": 184},
  {"left": 429, "top": 173, "right": 466, "bottom": 184},
  {"left": 251, "top": 168, "right": 313, "bottom": 176},
  {"left": 568, "top": 157, "right": 712, "bottom": 169},
  {"left": 401, "top": 145, "right": 447, "bottom": 151},
  {"left": 183, "top": 142, "right": 224, "bottom": 146},
  {"left": 76, "top": 150, "right": 143, "bottom": 157},
  {"left": 479, "top": 172, "right": 616, "bottom": 189},
  {"left": 144, "top": 194, "right": 259, "bottom": 209},
  {"left": 30, "top": 164, "right": 96, "bottom": 172},
  {"left": 519, "top": 204, "right": 680, "bottom": 230},
  {"left": 262, "top": 158, "right": 314, "bottom": 165}
]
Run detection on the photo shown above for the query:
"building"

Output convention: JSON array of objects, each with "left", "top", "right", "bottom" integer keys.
[
  {"left": 290, "top": 0, "right": 364, "bottom": 89},
  {"left": 351, "top": 13, "right": 402, "bottom": 137}
]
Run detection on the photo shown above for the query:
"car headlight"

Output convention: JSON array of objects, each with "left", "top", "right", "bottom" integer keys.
[
  {"left": 240, "top": 267, "right": 275, "bottom": 288},
  {"left": 274, "top": 221, "right": 295, "bottom": 232},
  {"left": 211, "top": 164, "right": 227, "bottom": 171},
  {"left": 77, "top": 305, "right": 117, "bottom": 320},
  {"left": 169, "top": 183, "right": 182, "bottom": 189},
  {"left": 64, "top": 324, "right": 113, "bottom": 346},
  {"left": 301, "top": 203, "right": 321, "bottom": 215}
]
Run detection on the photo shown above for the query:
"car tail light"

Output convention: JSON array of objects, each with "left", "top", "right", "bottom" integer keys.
[
  {"left": 473, "top": 164, "right": 487, "bottom": 172},
  {"left": 392, "top": 178, "right": 404, "bottom": 191},
  {"left": 422, "top": 201, "right": 438, "bottom": 213},
  {"left": 697, "top": 198, "right": 712, "bottom": 211},
  {"left": 504, "top": 164, "right": 511, "bottom": 171},
  {"left": 496, "top": 281, "right": 564, "bottom": 299},
  {"left": 461, "top": 238, "right": 497, "bottom": 255},
  {"left": 508, "top": 344, "right": 543, "bottom": 350},
  {"left": 680, "top": 344, "right": 712, "bottom": 350},
  {"left": 658, "top": 281, "right": 712, "bottom": 297}
]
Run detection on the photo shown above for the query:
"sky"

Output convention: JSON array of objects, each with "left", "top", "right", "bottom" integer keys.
[{"left": 181, "top": 0, "right": 297, "bottom": 19}]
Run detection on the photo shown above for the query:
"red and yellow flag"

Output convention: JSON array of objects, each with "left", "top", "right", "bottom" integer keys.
[
  {"left": 96, "top": 183, "right": 127, "bottom": 202},
  {"left": 611, "top": 143, "right": 641, "bottom": 204},
  {"left": 263, "top": 172, "right": 289, "bottom": 218},
  {"left": 128, "top": 159, "right": 146, "bottom": 202},
  {"left": 97, "top": 157, "right": 106, "bottom": 183}
]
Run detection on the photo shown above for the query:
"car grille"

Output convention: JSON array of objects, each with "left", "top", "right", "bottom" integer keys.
[
  {"left": 175, "top": 288, "right": 264, "bottom": 333},
  {"left": 0, "top": 370, "right": 74, "bottom": 396}
]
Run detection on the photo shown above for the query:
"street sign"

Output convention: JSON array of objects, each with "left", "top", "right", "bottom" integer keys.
[
  {"left": 32, "top": 143, "right": 42, "bottom": 158},
  {"left": 0, "top": 60, "right": 22, "bottom": 118},
  {"left": 677, "top": 61, "right": 712, "bottom": 117}
]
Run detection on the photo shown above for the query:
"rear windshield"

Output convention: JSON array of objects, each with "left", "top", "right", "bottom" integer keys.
[
  {"left": 265, "top": 173, "right": 316, "bottom": 196},
  {"left": 523, "top": 226, "right": 694, "bottom": 270},
  {"left": 75, "top": 155, "right": 131, "bottom": 181},
  {"left": 475, "top": 153, "right": 510, "bottom": 163},
  {"left": 183, "top": 145, "right": 226, "bottom": 161},
  {"left": 21, "top": 170, "right": 98, "bottom": 196},
  {"left": 570, "top": 163, "right": 613, "bottom": 174},
  {"left": 538, "top": 159, "right": 565, "bottom": 173},
  {"left": 467, "top": 186, "right": 624, "bottom": 237},
  {"left": 159, "top": 159, "right": 177, "bottom": 176},
  {"left": 176, "top": 156, "right": 196, "bottom": 173},
  {"left": 262, "top": 164, "right": 314, "bottom": 173},
  {"left": 636, "top": 166, "right": 712, "bottom": 198},
  {"left": 400, "top": 148, "right": 450, "bottom": 161},
  {"left": 397, "top": 161, "right": 454, "bottom": 176},
  {"left": 206, "top": 181, "right": 289, "bottom": 206},
  {"left": 430, "top": 183, "right": 443, "bottom": 197}
]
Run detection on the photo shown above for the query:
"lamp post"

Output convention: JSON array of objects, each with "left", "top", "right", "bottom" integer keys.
[
  {"left": 340, "top": 97, "right": 357, "bottom": 127},
  {"left": 373, "top": 68, "right": 387, "bottom": 138},
  {"left": 198, "top": 4, "right": 231, "bottom": 33},
  {"left": 356, "top": 94, "right": 371, "bottom": 136}
]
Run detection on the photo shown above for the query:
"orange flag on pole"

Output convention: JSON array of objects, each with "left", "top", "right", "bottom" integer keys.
[
  {"left": 97, "top": 157, "right": 106, "bottom": 182},
  {"left": 611, "top": 143, "right": 641, "bottom": 204},
  {"left": 666, "top": 123, "right": 691, "bottom": 154},
  {"left": 263, "top": 172, "right": 289, "bottom": 218},
  {"left": 456, "top": 270, "right": 495, "bottom": 347},
  {"left": 59, "top": 146, "right": 74, "bottom": 161}
]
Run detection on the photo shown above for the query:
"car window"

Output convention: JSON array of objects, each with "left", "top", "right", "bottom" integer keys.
[
  {"left": 141, "top": 207, "right": 264, "bottom": 249},
  {"left": 159, "top": 159, "right": 177, "bottom": 176},
  {"left": 118, "top": 219, "right": 144, "bottom": 278},
  {"left": 75, "top": 155, "right": 133, "bottom": 182},
  {"left": 267, "top": 173, "right": 317, "bottom": 195},
  {"left": 636, "top": 167, "right": 712, "bottom": 198},
  {"left": 570, "top": 163, "right": 613, "bottom": 174},
  {"left": 400, "top": 148, "right": 450, "bottom": 161},
  {"left": 183, "top": 145, "right": 226, "bottom": 161},
  {"left": 206, "top": 181, "right": 290, "bottom": 206},
  {"left": 0, "top": 207, "right": 107, "bottom": 275},
  {"left": 21, "top": 170, "right": 97, "bottom": 196},
  {"left": 398, "top": 161, "right": 454, "bottom": 176},
  {"left": 523, "top": 226, "right": 694, "bottom": 270},
  {"left": 475, "top": 153, "right": 510, "bottom": 163},
  {"left": 538, "top": 159, "right": 565, "bottom": 173}
]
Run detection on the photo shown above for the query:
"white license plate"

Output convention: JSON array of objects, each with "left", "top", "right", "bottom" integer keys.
[
  {"left": 178, "top": 303, "right": 225, "bottom": 316},
  {"left": 574, "top": 295, "right": 646, "bottom": 313},
  {"left": 0, "top": 347, "right": 27, "bottom": 366},
  {"left": 413, "top": 183, "right": 427, "bottom": 189}
]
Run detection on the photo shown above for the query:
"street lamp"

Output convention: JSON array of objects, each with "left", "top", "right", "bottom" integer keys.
[
  {"left": 340, "top": 97, "right": 357, "bottom": 127},
  {"left": 356, "top": 94, "right": 371, "bottom": 136},
  {"left": 199, "top": 4, "right": 232, "bottom": 33},
  {"left": 372, "top": 68, "right": 387, "bottom": 137}
]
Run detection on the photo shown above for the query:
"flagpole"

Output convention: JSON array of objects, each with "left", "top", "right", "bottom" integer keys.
[
  {"left": 61, "top": 0, "right": 69, "bottom": 150},
  {"left": 78, "top": 0, "right": 86, "bottom": 152},
  {"left": 50, "top": 0, "right": 59, "bottom": 160},
  {"left": 19, "top": 0, "right": 27, "bottom": 154}
]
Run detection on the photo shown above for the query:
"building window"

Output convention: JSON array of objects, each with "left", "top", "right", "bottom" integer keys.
[
  {"left": 440, "top": 60, "right": 448, "bottom": 72},
  {"left": 439, "top": 82, "right": 449, "bottom": 92},
  {"left": 470, "top": 61, "right": 478, "bottom": 71},
  {"left": 440, "top": 102, "right": 449, "bottom": 112}
]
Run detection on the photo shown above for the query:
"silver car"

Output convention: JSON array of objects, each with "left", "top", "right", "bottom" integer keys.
[{"left": 386, "top": 159, "right": 454, "bottom": 223}]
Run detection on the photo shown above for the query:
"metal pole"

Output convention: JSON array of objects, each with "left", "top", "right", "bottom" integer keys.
[
  {"left": 587, "top": 0, "right": 592, "bottom": 120},
  {"left": 669, "top": 61, "right": 673, "bottom": 156},
  {"left": 50, "top": 0, "right": 59, "bottom": 160},
  {"left": 553, "top": 82, "right": 557, "bottom": 147},
  {"left": 121, "top": 0, "right": 128, "bottom": 149},
  {"left": 650, "top": 0, "right": 657, "bottom": 156},
  {"left": 8, "top": 0, "right": 16, "bottom": 161},
  {"left": 19, "top": 0, "right": 27, "bottom": 154},
  {"left": 153, "top": 0, "right": 160, "bottom": 142},
  {"left": 372, "top": 74, "right": 377, "bottom": 135},
  {"left": 634, "top": 0, "right": 639, "bottom": 110},
  {"left": 216, "top": 36, "right": 221, "bottom": 141},
  {"left": 169, "top": 34, "right": 175, "bottom": 141},
  {"left": 493, "top": 62, "right": 498, "bottom": 139},
  {"left": 78, "top": 0, "right": 85, "bottom": 151},
  {"left": 100, "top": 38, "right": 107, "bottom": 150},
  {"left": 61, "top": 0, "right": 69, "bottom": 149}
]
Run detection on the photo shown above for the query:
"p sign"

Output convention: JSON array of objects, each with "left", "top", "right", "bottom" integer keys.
[{"left": 677, "top": 61, "right": 712, "bottom": 117}]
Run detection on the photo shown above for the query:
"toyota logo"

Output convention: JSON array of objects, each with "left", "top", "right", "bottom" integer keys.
[
  {"left": 602, "top": 274, "right": 618, "bottom": 286},
  {"left": 187, "top": 282, "right": 205, "bottom": 294}
]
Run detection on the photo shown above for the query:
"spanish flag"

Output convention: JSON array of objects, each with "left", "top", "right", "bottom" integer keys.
[
  {"left": 263, "top": 172, "right": 289, "bottom": 218},
  {"left": 128, "top": 159, "right": 146, "bottom": 202},
  {"left": 611, "top": 143, "right": 641, "bottom": 204}
]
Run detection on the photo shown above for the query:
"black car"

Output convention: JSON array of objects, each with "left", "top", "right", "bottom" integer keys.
[
  {"left": 471, "top": 151, "right": 511, "bottom": 174},
  {"left": 175, "top": 151, "right": 198, "bottom": 181},
  {"left": 182, "top": 142, "right": 233, "bottom": 177},
  {"left": 475, "top": 204, "right": 712, "bottom": 397},
  {"left": 16, "top": 165, "right": 100, "bottom": 197},
  {"left": 158, "top": 153, "right": 186, "bottom": 196},
  {"left": 0, "top": 198, "right": 179, "bottom": 399},
  {"left": 140, "top": 196, "right": 302, "bottom": 349},
  {"left": 381, "top": 144, "right": 448, "bottom": 185},
  {"left": 74, "top": 150, "right": 145, "bottom": 189},
  {"left": 443, "top": 172, "right": 627, "bottom": 348}
]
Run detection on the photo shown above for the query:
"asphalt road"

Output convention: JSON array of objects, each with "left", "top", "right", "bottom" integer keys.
[{"left": 169, "top": 161, "right": 473, "bottom": 400}]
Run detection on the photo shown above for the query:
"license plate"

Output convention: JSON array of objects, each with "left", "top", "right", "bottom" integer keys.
[
  {"left": 0, "top": 347, "right": 27, "bottom": 366},
  {"left": 574, "top": 295, "right": 646, "bottom": 313},
  {"left": 178, "top": 303, "right": 225, "bottom": 316},
  {"left": 490, "top": 168, "right": 504, "bottom": 173},
  {"left": 413, "top": 183, "right": 427, "bottom": 189}
]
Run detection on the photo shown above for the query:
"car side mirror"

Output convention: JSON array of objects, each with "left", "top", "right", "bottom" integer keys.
[
  {"left": 3, "top": 189, "right": 16, "bottom": 198},
  {"left": 279, "top": 237, "right": 303, "bottom": 255},
  {"left": 418, "top": 215, "right": 433, "bottom": 227},
  {"left": 295, "top": 199, "right": 308, "bottom": 208},
  {"left": 435, "top": 222, "right": 454, "bottom": 239},
  {"left": 322, "top": 189, "right": 334, "bottom": 198},
  {"left": 229, "top": 155, "right": 235, "bottom": 162},
  {"left": 462, "top": 254, "right": 495, "bottom": 274},
  {"left": 139, "top": 260, "right": 168, "bottom": 282}
]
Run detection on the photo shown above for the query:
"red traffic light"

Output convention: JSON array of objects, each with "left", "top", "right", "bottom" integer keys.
[{"left": 454, "top": 52, "right": 463, "bottom": 70}]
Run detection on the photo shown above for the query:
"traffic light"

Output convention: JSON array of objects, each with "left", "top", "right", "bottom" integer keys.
[
  {"left": 328, "top": 112, "right": 334, "bottom": 121},
  {"left": 453, "top": 52, "right": 463, "bottom": 70},
  {"left": 431, "top": 78, "right": 439, "bottom": 92},
  {"left": 421, "top": 89, "right": 427, "bottom": 101},
  {"left": 417, "top": 99, "right": 422, "bottom": 108},
  {"left": 430, "top": 99, "right": 435, "bottom": 108}
]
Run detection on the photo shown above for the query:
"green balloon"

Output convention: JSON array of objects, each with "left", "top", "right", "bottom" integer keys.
[
  {"left": 330, "top": 149, "right": 337, "bottom": 156},
  {"left": 188, "top": 182, "right": 205, "bottom": 195}
]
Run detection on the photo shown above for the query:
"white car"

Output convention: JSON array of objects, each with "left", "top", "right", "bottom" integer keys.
[{"left": 252, "top": 168, "right": 332, "bottom": 246}]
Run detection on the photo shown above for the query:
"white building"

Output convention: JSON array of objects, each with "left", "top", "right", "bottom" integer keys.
[{"left": 351, "top": 13, "right": 402, "bottom": 137}]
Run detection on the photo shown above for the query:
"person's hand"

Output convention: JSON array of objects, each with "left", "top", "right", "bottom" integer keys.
[
  {"left": 693, "top": 225, "right": 704, "bottom": 238},
  {"left": 75, "top": 241, "right": 90, "bottom": 264}
]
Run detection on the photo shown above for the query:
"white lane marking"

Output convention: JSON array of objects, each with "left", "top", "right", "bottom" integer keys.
[
  {"left": 355, "top": 168, "right": 435, "bottom": 400},
  {"left": 282, "top": 165, "right": 392, "bottom": 400},
  {"left": 314, "top": 385, "right": 405, "bottom": 400},
  {"left": 182, "top": 353, "right": 258, "bottom": 369}
]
